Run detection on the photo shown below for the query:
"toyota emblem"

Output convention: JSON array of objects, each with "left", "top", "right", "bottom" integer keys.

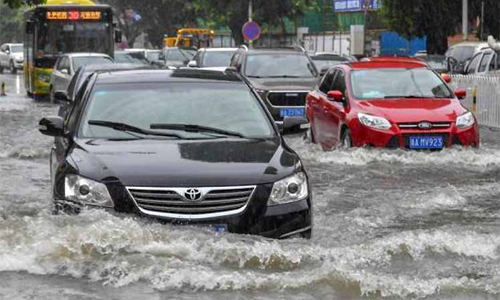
[
  {"left": 418, "top": 122, "right": 433, "bottom": 130},
  {"left": 184, "top": 188, "right": 202, "bottom": 201}
]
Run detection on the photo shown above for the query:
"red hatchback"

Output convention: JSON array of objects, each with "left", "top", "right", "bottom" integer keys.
[{"left": 306, "top": 61, "right": 480, "bottom": 150}]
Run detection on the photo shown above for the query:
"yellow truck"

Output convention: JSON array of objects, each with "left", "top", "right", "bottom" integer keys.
[{"left": 163, "top": 28, "right": 214, "bottom": 49}]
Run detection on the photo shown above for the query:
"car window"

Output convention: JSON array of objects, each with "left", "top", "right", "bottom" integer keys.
[
  {"left": 466, "top": 53, "right": 482, "bottom": 74},
  {"left": 491, "top": 53, "right": 500, "bottom": 71},
  {"left": 79, "top": 83, "right": 276, "bottom": 139},
  {"left": 66, "top": 68, "right": 81, "bottom": 99},
  {"left": 73, "top": 57, "right": 113, "bottom": 72},
  {"left": 331, "top": 70, "right": 347, "bottom": 97},
  {"left": 167, "top": 49, "right": 195, "bottom": 62},
  {"left": 58, "top": 57, "right": 69, "bottom": 71},
  {"left": 453, "top": 46, "right": 475, "bottom": 62},
  {"left": 245, "top": 53, "right": 316, "bottom": 78},
  {"left": 350, "top": 68, "right": 453, "bottom": 99},
  {"left": 230, "top": 53, "right": 241, "bottom": 67},
  {"left": 202, "top": 51, "right": 236, "bottom": 67},
  {"left": 65, "top": 76, "right": 92, "bottom": 131},
  {"left": 478, "top": 53, "right": 492, "bottom": 73},
  {"left": 319, "top": 70, "right": 335, "bottom": 94}
]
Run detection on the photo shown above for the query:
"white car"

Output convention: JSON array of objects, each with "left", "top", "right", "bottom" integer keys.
[
  {"left": 50, "top": 53, "right": 114, "bottom": 101},
  {"left": 0, "top": 43, "right": 24, "bottom": 74},
  {"left": 187, "top": 47, "right": 238, "bottom": 69}
]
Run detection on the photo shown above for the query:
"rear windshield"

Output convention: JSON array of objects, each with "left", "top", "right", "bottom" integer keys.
[
  {"left": 79, "top": 83, "right": 275, "bottom": 139},
  {"left": 73, "top": 56, "right": 113, "bottom": 71},
  {"left": 203, "top": 51, "right": 236, "bottom": 67},
  {"left": 11, "top": 45, "right": 23, "bottom": 53},
  {"left": 450, "top": 46, "right": 475, "bottom": 62},
  {"left": 351, "top": 68, "right": 453, "bottom": 99},
  {"left": 245, "top": 54, "right": 316, "bottom": 78},
  {"left": 167, "top": 49, "right": 195, "bottom": 62}
]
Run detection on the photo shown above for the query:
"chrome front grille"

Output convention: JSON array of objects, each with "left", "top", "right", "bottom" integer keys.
[
  {"left": 398, "top": 122, "right": 451, "bottom": 129},
  {"left": 267, "top": 91, "right": 308, "bottom": 107},
  {"left": 126, "top": 186, "right": 256, "bottom": 220}
]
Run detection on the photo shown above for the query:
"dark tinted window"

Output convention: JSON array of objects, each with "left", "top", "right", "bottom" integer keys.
[
  {"left": 467, "top": 53, "right": 482, "bottom": 74},
  {"left": 331, "top": 70, "right": 346, "bottom": 96},
  {"left": 319, "top": 70, "right": 335, "bottom": 94},
  {"left": 478, "top": 53, "right": 492, "bottom": 73},
  {"left": 80, "top": 83, "right": 275, "bottom": 139}
]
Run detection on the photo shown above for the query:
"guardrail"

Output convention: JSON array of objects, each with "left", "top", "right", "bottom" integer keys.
[{"left": 450, "top": 74, "right": 500, "bottom": 129}]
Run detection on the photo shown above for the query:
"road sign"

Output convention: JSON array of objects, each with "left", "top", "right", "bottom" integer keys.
[{"left": 242, "top": 21, "right": 261, "bottom": 41}]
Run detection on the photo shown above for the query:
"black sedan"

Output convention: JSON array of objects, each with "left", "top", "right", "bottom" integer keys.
[{"left": 39, "top": 69, "right": 312, "bottom": 239}]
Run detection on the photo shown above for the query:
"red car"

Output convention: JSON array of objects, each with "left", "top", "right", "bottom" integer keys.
[{"left": 306, "top": 61, "right": 480, "bottom": 150}]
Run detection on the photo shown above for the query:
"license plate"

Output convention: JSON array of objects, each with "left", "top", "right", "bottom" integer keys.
[
  {"left": 409, "top": 136, "right": 444, "bottom": 149},
  {"left": 280, "top": 108, "right": 305, "bottom": 117},
  {"left": 213, "top": 224, "right": 228, "bottom": 233}
]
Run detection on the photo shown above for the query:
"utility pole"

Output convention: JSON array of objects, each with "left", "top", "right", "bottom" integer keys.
[
  {"left": 248, "top": 0, "right": 253, "bottom": 49},
  {"left": 462, "top": 0, "right": 468, "bottom": 40},
  {"left": 480, "top": 1, "right": 484, "bottom": 40}
]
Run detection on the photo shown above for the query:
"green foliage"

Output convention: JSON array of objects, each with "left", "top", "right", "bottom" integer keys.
[
  {"left": 2, "top": 0, "right": 45, "bottom": 9},
  {"left": 380, "top": 0, "right": 500, "bottom": 54},
  {"left": 0, "top": 2, "right": 24, "bottom": 44}
]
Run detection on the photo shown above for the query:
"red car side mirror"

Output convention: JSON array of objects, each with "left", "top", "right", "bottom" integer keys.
[
  {"left": 455, "top": 89, "right": 466, "bottom": 100},
  {"left": 327, "top": 90, "right": 343, "bottom": 102},
  {"left": 441, "top": 73, "right": 452, "bottom": 83}
]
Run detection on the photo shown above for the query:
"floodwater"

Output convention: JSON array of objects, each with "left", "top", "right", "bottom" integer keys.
[{"left": 1, "top": 72, "right": 500, "bottom": 300}]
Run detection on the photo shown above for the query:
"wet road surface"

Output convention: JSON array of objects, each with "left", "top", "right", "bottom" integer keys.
[{"left": 1, "top": 72, "right": 500, "bottom": 299}]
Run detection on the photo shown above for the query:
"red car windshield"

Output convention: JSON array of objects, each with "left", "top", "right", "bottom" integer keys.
[{"left": 350, "top": 68, "right": 453, "bottom": 99}]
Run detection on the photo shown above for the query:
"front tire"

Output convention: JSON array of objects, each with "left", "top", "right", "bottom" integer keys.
[
  {"left": 339, "top": 128, "right": 353, "bottom": 149},
  {"left": 10, "top": 61, "right": 16, "bottom": 74}
]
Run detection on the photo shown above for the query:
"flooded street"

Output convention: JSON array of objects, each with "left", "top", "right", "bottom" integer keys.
[{"left": 2, "top": 72, "right": 500, "bottom": 300}]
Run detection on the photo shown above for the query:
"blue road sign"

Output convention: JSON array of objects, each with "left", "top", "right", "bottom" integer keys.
[{"left": 242, "top": 21, "right": 261, "bottom": 41}]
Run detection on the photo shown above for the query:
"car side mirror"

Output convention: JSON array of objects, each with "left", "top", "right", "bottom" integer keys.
[
  {"left": 441, "top": 73, "right": 452, "bottom": 83},
  {"left": 282, "top": 116, "right": 309, "bottom": 135},
  {"left": 187, "top": 60, "right": 198, "bottom": 68},
  {"left": 5, "top": 50, "right": 10, "bottom": 55},
  {"left": 61, "top": 69, "right": 69, "bottom": 75},
  {"left": 115, "top": 29, "right": 122, "bottom": 44},
  {"left": 327, "top": 90, "right": 344, "bottom": 102},
  {"left": 455, "top": 89, "right": 466, "bottom": 100},
  {"left": 54, "top": 90, "right": 71, "bottom": 102},
  {"left": 39, "top": 116, "right": 65, "bottom": 137}
]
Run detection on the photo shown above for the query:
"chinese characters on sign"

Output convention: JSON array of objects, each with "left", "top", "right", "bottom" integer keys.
[
  {"left": 333, "top": 0, "right": 381, "bottom": 12},
  {"left": 46, "top": 11, "right": 102, "bottom": 20}
]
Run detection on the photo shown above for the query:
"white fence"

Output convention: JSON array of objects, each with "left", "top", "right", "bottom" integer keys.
[{"left": 450, "top": 75, "right": 500, "bottom": 129}]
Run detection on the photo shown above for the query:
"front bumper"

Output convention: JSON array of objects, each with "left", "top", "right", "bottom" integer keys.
[
  {"left": 351, "top": 121, "right": 480, "bottom": 149},
  {"left": 55, "top": 183, "right": 312, "bottom": 239}
]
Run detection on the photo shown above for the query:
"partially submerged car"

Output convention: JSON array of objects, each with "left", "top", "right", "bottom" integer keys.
[{"left": 40, "top": 69, "right": 312, "bottom": 239}]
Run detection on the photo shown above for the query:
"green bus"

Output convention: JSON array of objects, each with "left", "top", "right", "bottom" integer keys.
[{"left": 24, "top": 0, "right": 119, "bottom": 100}]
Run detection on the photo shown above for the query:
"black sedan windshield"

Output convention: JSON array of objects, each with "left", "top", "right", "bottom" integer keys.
[
  {"left": 350, "top": 68, "right": 453, "bottom": 99},
  {"left": 245, "top": 54, "right": 316, "bottom": 78},
  {"left": 79, "top": 83, "right": 275, "bottom": 139}
]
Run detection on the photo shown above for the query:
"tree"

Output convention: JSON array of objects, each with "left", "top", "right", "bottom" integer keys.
[
  {"left": 195, "top": 0, "right": 316, "bottom": 45},
  {"left": 0, "top": 2, "right": 24, "bottom": 44},
  {"left": 380, "top": 0, "right": 500, "bottom": 54},
  {"left": 2, "top": 0, "right": 44, "bottom": 8}
]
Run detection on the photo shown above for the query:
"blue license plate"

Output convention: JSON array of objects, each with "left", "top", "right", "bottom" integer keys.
[
  {"left": 213, "top": 224, "right": 228, "bottom": 233},
  {"left": 280, "top": 108, "right": 305, "bottom": 117},
  {"left": 409, "top": 136, "right": 444, "bottom": 149}
]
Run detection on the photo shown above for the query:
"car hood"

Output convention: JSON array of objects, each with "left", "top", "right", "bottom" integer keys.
[
  {"left": 69, "top": 138, "right": 298, "bottom": 187},
  {"left": 248, "top": 77, "right": 317, "bottom": 91},
  {"left": 357, "top": 98, "right": 468, "bottom": 123}
]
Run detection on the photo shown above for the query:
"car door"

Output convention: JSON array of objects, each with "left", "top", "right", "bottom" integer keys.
[
  {"left": 311, "top": 70, "right": 335, "bottom": 144},
  {"left": 322, "top": 68, "right": 348, "bottom": 148}
]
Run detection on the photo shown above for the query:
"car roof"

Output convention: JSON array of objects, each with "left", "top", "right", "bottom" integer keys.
[
  {"left": 80, "top": 63, "right": 153, "bottom": 73},
  {"left": 64, "top": 52, "right": 112, "bottom": 58},
  {"left": 3, "top": 43, "right": 22, "bottom": 46},
  {"left": 201, "top": 48, "right": 238, "bottom": 52},
  {"left": 95, "top": 69, "right": 243, "bottom": 84},
  {"left": 246, "top": 47, "right": 306, "bottom": 54},
  {"left": 348, "top": 61, "right": 429, "bottom": 70}
]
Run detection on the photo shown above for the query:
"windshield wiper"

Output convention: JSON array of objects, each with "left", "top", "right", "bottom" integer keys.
[
  {"left": 150, "top": 123, "right": 246, "bottom": 139},
  {"left": 88, "top": 120, "right": 182, "bottom": 139}
]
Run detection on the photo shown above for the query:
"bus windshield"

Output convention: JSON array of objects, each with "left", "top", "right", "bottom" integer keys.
[{"left": 37, "top": 21, "right": 111, "bottom": 56}]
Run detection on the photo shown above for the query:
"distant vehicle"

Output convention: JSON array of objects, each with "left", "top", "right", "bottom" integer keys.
[
  {"left": 414, "top": 50, "right": 427, "bottom": 57},
  {"left": 40, "top": 69, "right": 312, "bottom": 239},
  {"left": 187, "top": 48, "right": 237, "bottom": 68},
  {"left": 50, "top": 53, "right": 114, "bottom": 101},
  {"left": 163, "top": 28, "right": 214, "bottom": 49},
  {"left": 418, "top": 55, "right": 449, "bottom": 74},
  {"left": 159, "top": 47, "right": 196, "bottom": 69},
  {"left": 125, "top": 48, "right": 163, "bottom": 66},
  {"left": 0, "top": 43, "right": 24, "bottom": 74},
  {"left": 114, "top": 51, "right": 151, "bottom": 65},
  {"left": 309, "top": 53, "right": 350, "bottom": 76},
  {"left": 463, "top": 48, "right": 500, "bottom": 75},
  {"left": 445, "top": 41, "right": 489, "bottom": 74},
  {"left": 23, "top": 0, "right": 120, "bottom": 100},
  {"left": 229, "top": 45, "right": 319, "bottom": 123},
  {"left": 306, "top": 61, "right": 479, "bottom": 150}
]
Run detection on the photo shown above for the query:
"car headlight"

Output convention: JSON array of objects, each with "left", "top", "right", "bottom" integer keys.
[
  {"left": 456, "top": 112, "right": 475, "bottom": 129},
  {"left": 65, "top": 175, "right": 114, "bottom": 207},
  {"left": 268, "top": 172, "right": 308, "bottom": 206},
  {"left": 358, "top": 113, "right": 392, "bottom": 130}
]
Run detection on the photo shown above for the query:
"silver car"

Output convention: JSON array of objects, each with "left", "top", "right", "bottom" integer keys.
[
  {"left": 0, "top": 43, "right": 24, "bottom": 74},
  {"left": 50, "top": 53, "right": 114, "bottom": 101}
]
